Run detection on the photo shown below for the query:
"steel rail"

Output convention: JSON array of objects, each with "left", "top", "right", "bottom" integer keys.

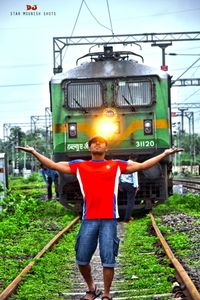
[
  {"left": 0, "top": 215, "right": 81, "bottom": 300},
  {"left": 149, "top": 212, "right": 200, "bottom": 300},
  {"left": 173, "top": 178, "right": 200, "bottom": 184},
  {"left": 173, "top": 179, "right": 200, "bottom": 192}
]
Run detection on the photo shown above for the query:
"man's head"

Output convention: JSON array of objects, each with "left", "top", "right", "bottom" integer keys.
[
  {"left": 88, "top": 136, "right": 108, "bottom": 147},
  {"left": 88, "top": 136, "right": 108, "bottom": 157}
]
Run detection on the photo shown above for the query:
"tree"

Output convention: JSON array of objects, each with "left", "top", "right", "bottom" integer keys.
[{"left": 2, "top": 126, "right": 53, "bottom": 173}]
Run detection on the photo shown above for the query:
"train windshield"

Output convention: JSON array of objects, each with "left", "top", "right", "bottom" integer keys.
[
  {"left": 64, "top": 81, "right": 103, "bottom": 109},
  {"left": 116, "top": 80, "right": 152, "bottom": 107}
]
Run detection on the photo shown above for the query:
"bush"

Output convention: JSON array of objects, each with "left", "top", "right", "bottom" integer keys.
[
  {"left": 23, "top": 172, "right": 42, "bottom": 183},
  {"left": 154, "top": 193, "right": 200, "bottom": 214}
]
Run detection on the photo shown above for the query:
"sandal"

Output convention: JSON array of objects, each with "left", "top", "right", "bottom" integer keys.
[
  {"left": 102, "top": 297, "right": 113, "bottom": 300},
  {"left": 80, "top": 285, "right": 102, "bottom": 300}
]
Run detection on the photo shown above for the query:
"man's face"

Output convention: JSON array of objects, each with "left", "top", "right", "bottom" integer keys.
[{"left": 89, "top": 139, "right": 108, "bottom": 155}]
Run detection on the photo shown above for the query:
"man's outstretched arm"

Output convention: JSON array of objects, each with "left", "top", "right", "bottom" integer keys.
[
  {"left": 126, "top": 147, "right": 184, "bottom": 174},
  {"left": 16, "top": 146, "right": 71, "bottom": 174}
]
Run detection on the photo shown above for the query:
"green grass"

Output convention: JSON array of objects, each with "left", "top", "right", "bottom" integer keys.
[
  {"left": 153, "top": 193, "right": 200, "bottom": 284},
  {"left": 10, "top": 226, "right": 79, "bottom": 300},
  {"left": 153, "top": 193, "right": 200, "bottom": 216},
  {"left": 117, "top": 216, "right": 174, "bottom": 297},
  {"left": 0, "top": 175, "right": 77, "bottom": 298}
]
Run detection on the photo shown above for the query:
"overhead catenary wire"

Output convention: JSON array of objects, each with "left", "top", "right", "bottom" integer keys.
[
  {"left": 170, "top": 54, "right": 200, "bottom": 104},
  {"left": 190, "top": 63, "right": 200, "bottom": 78},
  {"left": 62, "top": 0, "right": 84, "bottom": 61},
  {"left": 70, "top": 0, "right": 84, "bottom": 38},
  {"left": 182, "top": 87, "right": 200, "bottom": 103},
  {"left": 62, "top": 0, "right": 114, "bottom": 62},
  {"left": 106, "top": 0, "right": 114, "bottom": 35},
  {"left": 173, "top": 57, "right": 200, "bottom": 84},
  {"left": 83, "top": 0, "right": 113, "bottom": 33},
  {"left": 0, "top": 83, "right": 46, "bottom": 87},
  {"left": 0, "top": 63, "right": 50, "bottom": 69},
  {"left": 1, "top": 0, "right": 115, "bottom": 92}
]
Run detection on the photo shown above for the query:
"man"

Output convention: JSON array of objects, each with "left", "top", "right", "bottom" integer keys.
[
  {"left": 16, "top": 137, "right": 183, "bottom": 300},
  {"left": 119, "top": 155, "right": 139, "bottom": 222},
  {"left": 40, "top": 164, "right": 59, "bottom": 200}
]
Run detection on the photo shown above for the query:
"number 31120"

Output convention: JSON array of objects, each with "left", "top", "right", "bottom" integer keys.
[{"left": 135, "top": 140, "right": 155, "bottom": 147}]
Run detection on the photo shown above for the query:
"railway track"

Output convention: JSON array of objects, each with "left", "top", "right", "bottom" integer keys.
[
  {"left": 1, "top": 211, "right": 199, "bottom": 300},
  {"left": 150, "top": 212, "right": 200, "bottom": 300},
  {"left": 60, "top": 219, "right": 175, "bottom": 300},
  {"left": 173, "top": 177, "right": 200, "bottom": 193},
  {"left": 0, "top": 216, "right": 81, "bottom": 300}
]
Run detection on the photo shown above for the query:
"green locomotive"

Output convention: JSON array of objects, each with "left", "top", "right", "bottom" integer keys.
[{"left": 50, "top": 46, "right": 172, "bottom": 213}]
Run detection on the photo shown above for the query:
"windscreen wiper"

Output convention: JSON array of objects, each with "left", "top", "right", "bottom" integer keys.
[
  {"left": 73, "top": 98, "right": 88, "bottom": 113},
  {"left": 122, "top": 95, "right": 135, "bottom": 112}
]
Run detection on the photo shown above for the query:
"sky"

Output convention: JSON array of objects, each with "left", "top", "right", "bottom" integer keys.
[{"left": 0, "top": 0, "right": 200, "bottom": 140}]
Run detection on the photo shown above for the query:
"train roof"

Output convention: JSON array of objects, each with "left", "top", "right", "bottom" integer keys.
[{"left": 51, "top": 60, "right": 169, "bottom": 84}]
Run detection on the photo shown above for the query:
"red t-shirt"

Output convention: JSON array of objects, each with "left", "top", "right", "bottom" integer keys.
[{"left": 68, "top": 159, "right": 127, "bottom": 220}]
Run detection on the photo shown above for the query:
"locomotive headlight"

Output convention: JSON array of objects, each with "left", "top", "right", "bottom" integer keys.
[
  {"left": 95, "top": 108, "right": 119, "bottom": 138},
  {"left": 96, "top": 118, "right": 119, "bottom": 138},
  {"left": 144, "top": 119, "right": 153, "bottom": 135},
  {"left": 68, "top": 123, "right": 77, "bottom": 138}
]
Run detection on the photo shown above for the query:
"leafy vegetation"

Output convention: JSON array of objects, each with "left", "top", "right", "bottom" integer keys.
[
  {"left": 118, "top": 193, "right": 200, "bottom": 298},
  {"left": 0, "top": 182, "right": 4, "bottom": 193},
  {"left": 117, "top": 216, "right": 175, "bottom": 297},
  {"left": 153, "top": 193, "right": 200, "bottom": 290},
  {"left": 153, "top": 193, "right": 200, "bottom": 216},
  {"left": 0, "top": 175, "right": 78, "bottom": 298},
  {"left": 1, "top": 127, "right": 53, "bottom": 172},
  {"left": 172, "top": 132, "right": 200, "bottom": 165},
  {"left": 1, "top": 171, "right": 199, "bottom": 299},
  {"left": 10, "top": 227, "right": 79, "bottom": 300}
]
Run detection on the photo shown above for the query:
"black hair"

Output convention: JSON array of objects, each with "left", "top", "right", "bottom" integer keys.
[{"left": 88, "top": 136, "right": 108, "bottom": 147}]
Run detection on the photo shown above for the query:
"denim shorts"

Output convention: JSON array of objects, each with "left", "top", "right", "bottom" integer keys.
[{"left": 75, "top": 219, "right": 120, "bottom": 267}]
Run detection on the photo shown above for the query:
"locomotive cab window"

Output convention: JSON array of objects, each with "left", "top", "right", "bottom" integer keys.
[
  {"left": 63, "top": 81, "right": 103, "bottom": 109},
  {"left": 116, "top": 79, "right": 153, "bottom": 107}
]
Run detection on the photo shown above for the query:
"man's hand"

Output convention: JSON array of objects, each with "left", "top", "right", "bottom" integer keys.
[
  {"left": 15, "top": 145, "right": 35, "bottom": 153},
  {"left": 16, "top": 145, "right": 71, "bottom": 174},
  {"left": 164, "top": 147, "right": 184, "bottom": 156}
]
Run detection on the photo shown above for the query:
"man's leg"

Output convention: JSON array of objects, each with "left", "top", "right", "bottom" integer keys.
[
  {"left": 47, "top": 177, "right": 52, "bottom": 200},
  {"left": 78, "top": 264, "right": 95, "bottom": 291},
  {"left": 79, "top": 265, "right": 114, "bottom": 298},
  {"left": 79, "top": 264, "right": 101, "bottom": 299},
  {"left": 124, "top": 183, "right": 135, "bottom": 221},
  {"left": 54, "top": 176, "right": 59, "bottom": 198},
  {"left": 75, "top": 221, "right": 100, "bottom": 298},
  {"left": 99, "top": 220, "right": 119, "bottom": 299},
  {"left": 102, "top": 267, "right": 114, "bottom": 298}
]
